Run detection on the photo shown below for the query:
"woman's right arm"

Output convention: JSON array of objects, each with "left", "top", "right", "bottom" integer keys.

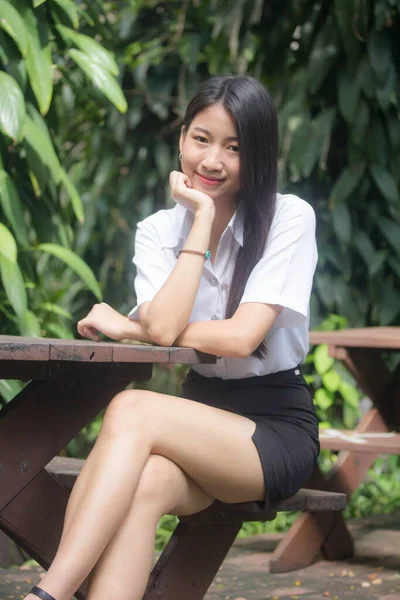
[{"left": 139, "top": 171, "right": 215, "bottom": 347}]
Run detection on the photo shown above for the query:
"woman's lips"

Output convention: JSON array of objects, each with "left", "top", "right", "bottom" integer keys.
[{"left": 196, "top": 173, "right": 224, "bottom": 186}]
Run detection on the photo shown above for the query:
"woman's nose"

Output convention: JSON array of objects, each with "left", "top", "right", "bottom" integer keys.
[{"left": 201, "top": 147, "right": 223, "bottom": 171}]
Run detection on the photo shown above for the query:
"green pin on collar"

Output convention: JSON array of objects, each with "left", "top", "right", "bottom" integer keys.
[{"left": 205, "top": 250, "right": 212, "bottom": 260}]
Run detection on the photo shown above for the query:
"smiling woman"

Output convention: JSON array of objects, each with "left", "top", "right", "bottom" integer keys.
[
  {"left": 27, "top": 76, "right": 319, "bottom": 600},
  {"left": 179, "top": 104, "right": 240, "bottom": 199}
]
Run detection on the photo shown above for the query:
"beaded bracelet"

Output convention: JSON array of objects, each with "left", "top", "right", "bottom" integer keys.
[{"left": 178, "top": 249, "right": 212, "bottom": 260}]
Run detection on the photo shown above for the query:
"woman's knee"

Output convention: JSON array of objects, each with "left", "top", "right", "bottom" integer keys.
[{"left": 101, "top": 389, "right": 152, "bottom": 437}]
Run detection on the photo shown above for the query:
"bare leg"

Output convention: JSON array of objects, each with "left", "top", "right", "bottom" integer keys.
[
  {"left": 86, "top": 454, "right": 214, "bottom": 600},
  {"left": 25, "top": 389, "right": 264, "bottom": 600},
  {"left": 26, "top": 408, "right": 152, "bottom": 600}
]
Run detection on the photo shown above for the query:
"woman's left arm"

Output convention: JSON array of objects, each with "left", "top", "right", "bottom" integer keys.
[
  {"left": 77, "top": 303, "right": 153, "bottom": 343},
  {"left": 174, "top": 303, "right": 283, "bottom": 358}
]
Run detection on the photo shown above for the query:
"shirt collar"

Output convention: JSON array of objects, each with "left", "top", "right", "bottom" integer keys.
[{"left": 160, "top": 203, "right": 244, "bottom": 249}]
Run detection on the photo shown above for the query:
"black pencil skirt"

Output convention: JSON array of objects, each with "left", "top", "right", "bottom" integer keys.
[{"left": 180, "top": 367, "right": 320, "bottom": 507}]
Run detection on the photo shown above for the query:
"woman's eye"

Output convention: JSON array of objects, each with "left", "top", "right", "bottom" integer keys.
[
  {"left": 194, "top": 136, "right": 208, "bottom": 143},
  {"left": 228, "top": 145, "right": 239, "bottom": 152}
]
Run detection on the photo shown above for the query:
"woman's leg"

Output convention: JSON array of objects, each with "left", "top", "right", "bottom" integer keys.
[
  {"left": 26, "top": 388, "right": 265, "bottom": 600},
  {"left": 86, "top": 454, "right": 214, "bottom": 600}
]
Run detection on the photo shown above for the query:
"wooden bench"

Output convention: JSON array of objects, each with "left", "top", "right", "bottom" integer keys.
[{"left": 44, "top": 457, "right": 346, "bottom": 600}]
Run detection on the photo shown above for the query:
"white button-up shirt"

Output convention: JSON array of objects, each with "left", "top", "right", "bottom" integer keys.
[{"left": 129, "top": 193, "right": 318, "bottom": 379}]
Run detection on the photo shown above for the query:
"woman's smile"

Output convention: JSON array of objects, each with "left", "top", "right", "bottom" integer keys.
[{"left": 196, "top": 172, "right": 226, "bottom": 186}]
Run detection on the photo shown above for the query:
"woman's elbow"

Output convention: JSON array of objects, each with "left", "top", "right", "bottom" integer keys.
[{"left": 147, "top": 324, "right": 176, "bottom": 347}]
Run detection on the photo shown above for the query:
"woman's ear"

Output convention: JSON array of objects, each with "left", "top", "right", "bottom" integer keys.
[{"left": 179, "top": 126, "right": 186, "bottom": 153}]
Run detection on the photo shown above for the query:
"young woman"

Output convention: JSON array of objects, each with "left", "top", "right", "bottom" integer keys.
[{"left": 27, "top": 75, "right": 319, "bottom": 600}]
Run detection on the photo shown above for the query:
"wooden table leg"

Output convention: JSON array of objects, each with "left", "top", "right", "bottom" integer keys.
[
  {"left": 0, "top": 469, "right": 86, "bottom": 599},
  {"left": 0, "top": 376, "right": 141, "bottom": 594},
  {"left": 143, "top": 521, "right": 242, "bottom": 600},
  {"left": 270, "top": 346, "right": 398, "bottom": 573}
]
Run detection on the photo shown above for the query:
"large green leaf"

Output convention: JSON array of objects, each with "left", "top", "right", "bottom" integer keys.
[
  {"left": 314, "top": 344, "right": 334, "bottom": 375},
  {"left": 377, "top": 217, "right": 400, "bottom": 255},
  {"left": 329, "top": 164, "right": 365, "bottom": 206},
  {"left": 0, "top": 255, "right": 27, "bottom": 317},
  {"left": 51, "top": 0, "right": 79, "bottom": 29},
  {"left": 23, "top": 114, "right": 62, "bottom": 183},
  {"left": 353, "top": 230, "right": 376, "bottom": 265},
  {"left": 19, "top": 309, "right": 41, "bottom": 336},
  {"left": 22, "top": 6, "right": 54, "bottom": 115},
  {"left": 331, "top": 201, "right": 352, "bottom": 247},
  {"left": 35, "top": 243, "right": 102, "bottom": 301},
  {"left": 0, "top": 71, "right": 25, "bottom": 142},
  {"left": 338, "top": 70, "right": 360, "bottom": 123},
  {"left": 370, "top": 164, "right": 399, "bottom": 204},
  {"left": 0, "top": 222, "right": 17, "bottom": 263},
  {"left": 0, "top": 0, "right": 28, "bottom": 56},
  {"left": 0, "top": 170, "right": 29, "bottom": 247},
  {"left": 60, "top": 168, "right": 85, "bottom": 223},
  {"left": 68, "top": 49, "right": 127, "bottom": 113},
  {"left": 368, "top": 30, "right": 391, "bottom": 81},
  {"left": 334, "top": 0, "right": 363, "bottom": 64},
  {"left": 56, "top": 25, "right": 119, "bottom": 75}
]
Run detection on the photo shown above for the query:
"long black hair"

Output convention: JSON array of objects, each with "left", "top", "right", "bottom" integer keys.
[{"left": 181, "top": 75, "right": 278, "bottom": 359}]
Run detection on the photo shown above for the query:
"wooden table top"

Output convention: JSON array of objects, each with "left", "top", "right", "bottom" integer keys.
[
  {"left": 0, "top": 335, "right": 216, "bottom": 364},
  {"left": 309, "top": 327, "right": 400, "bottom": 350}
]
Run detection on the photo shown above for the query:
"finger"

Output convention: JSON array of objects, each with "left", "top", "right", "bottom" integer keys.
[
  {"left": 84, "top": 326, "right": 101, "bottom": 342},
  {"left": 77, "top": 320, "right": 85, "bottom": 337},
  {"left": 182, "top": 174, "right": 193, "bottom": 188}
]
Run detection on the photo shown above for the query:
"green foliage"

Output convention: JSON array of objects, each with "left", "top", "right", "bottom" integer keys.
[{"left": 0, "top": 0, "right": 126, "bottom": 342}]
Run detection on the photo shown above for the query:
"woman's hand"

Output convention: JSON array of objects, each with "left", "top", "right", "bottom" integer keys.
[
  {"left": 77, "top": 303, "right": 129, "bottom": 342},
  {"left": 169, "top": 171, "right": 215, "bottom": 215}
]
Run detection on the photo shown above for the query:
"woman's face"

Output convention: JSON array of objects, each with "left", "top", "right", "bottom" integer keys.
[{"left": 179, "top": 103, "right": 241, "bottom": 205}]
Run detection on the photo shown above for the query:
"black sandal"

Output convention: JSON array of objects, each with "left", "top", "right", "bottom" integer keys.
[{"left": 30, "top": 586, "right": 57, "bottom": 600}]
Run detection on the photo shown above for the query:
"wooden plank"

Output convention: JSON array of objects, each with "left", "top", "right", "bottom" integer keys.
[
  {"left": 0, "top": 360, "right": 152, "bottom": 382},
  {"left": 0, "top": 335, "right": 217, "bottom": 365},
  {"left": 0, "top": 336, "right": 50, "bottom": 361},
  {"left": 320, "top": 429, "right": 400, "bottom": 453},
  {"left": 169, "top": 347, "right": 217, "bottom": 364},
  {"left": 309, "top": 327, "right": 400, "bottom": 350}
]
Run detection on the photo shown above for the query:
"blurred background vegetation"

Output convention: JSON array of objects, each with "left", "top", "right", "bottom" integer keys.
[{"left": 0, "top": 0, "right": 399, "bottom": 549}]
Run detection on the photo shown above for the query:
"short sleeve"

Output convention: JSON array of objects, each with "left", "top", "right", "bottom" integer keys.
[
  {"left": 239, "top": 196, "right": 318, "bottom": 328},
  {"left": 128, "top": 219, "right": 174, "bottom": 321}
]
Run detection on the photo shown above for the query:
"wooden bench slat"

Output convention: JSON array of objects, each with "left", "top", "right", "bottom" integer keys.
[{"left": 45, "top": 457, "right": 346, "bottom": 523}]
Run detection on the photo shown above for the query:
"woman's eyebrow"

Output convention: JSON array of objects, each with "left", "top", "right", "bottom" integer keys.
[{"left": 193, "top": 126, "right": 239, "bottom": 142}]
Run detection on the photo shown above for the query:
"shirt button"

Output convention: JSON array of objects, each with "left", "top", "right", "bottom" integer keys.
[
  {"left": 211, "top": 277, "right": 218, "bottom": 287},
  {"left": 211, "top": 314, "right": 219, "bottom": 320}
]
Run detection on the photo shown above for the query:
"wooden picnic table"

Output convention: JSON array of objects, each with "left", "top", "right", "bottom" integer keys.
[
  {"left": 0, "top": 334, "right": 347, "bottom": 599},
  {"left": 270, "top": 326, "right": 400, "bottom": 572},
  {"left": 0, "top": 335, "right": 217, "bottom": 595}
]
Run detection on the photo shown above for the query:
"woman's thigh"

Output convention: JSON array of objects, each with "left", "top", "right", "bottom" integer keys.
[
  {"left": 133, "top": 454, "right": 215, "bottom": 517},
  {"left": 103, "top": 389, "right": 265, "bottom": 504}
]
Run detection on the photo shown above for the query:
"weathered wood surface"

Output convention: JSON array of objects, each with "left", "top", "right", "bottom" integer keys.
[
  {"left": 320, "top": 429, "right": 400, "bottom": 453},
  {"left": 309, "top": 326, "right": 400, "bottom": 350},
  {"left": 46, "top": 455, "right": 346, "bottom": 517},
  {"left": 0, "top": 335, "right": 217, "bottom": 364}
]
